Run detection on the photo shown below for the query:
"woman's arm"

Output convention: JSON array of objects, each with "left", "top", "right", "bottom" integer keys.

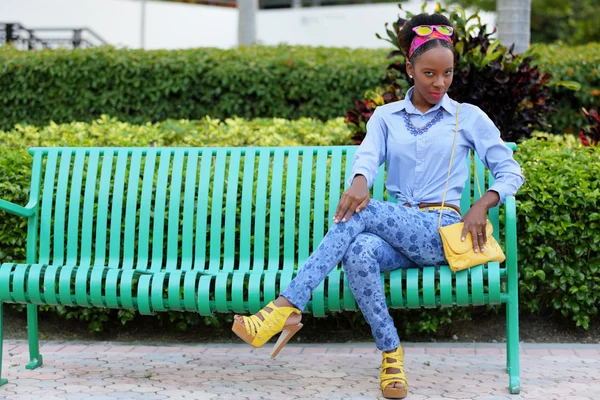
[
  {"left": 334, "top": 108, "right": 387, "bottom": 223},
  {"left": 461, "top": 105, "right": 525, "bottom": 252}
]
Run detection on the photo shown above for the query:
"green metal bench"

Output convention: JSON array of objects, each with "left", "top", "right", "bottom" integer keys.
[{"left": 0, "top": 146, "right": 520, "bottom": 393}]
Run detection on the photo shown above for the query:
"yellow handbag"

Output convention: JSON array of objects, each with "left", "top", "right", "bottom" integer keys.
[{"left": 438, "top": 103, "right": 506, "bottom": 272}]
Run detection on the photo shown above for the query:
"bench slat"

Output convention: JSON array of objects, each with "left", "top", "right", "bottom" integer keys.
[
  {"left": 181, "top": 150, "right": 199, "bottom": 271},
  {"left": 194, "top": 149, "right": 213, "bottom": 271},
  {"left": 151, "top": 273, "right": 167, "bottom": 312},
  {"left": 488, "top": 262, "right": 502, "bottom": 304},
  {"left": 470, "top": 265, "right": 485, "bottom": 305},
  {"left": 27, "top": 264, "right": 44, "bottom": 305},
  {"left": 389, "top": 269, "right": 403, "bottom": 308},
  {"left": 488, "top": 170, "right": 501, "bottom": 242},
  {"left": 460, "top": 151, "right": 472, "bottom": 214},
  {"left": 39, "top": 151, "right": 59, "bottom": 265},
  {"left": 267, "top": 151, "right": 285, "bottom": 272},
  {"left": 438, "top": 266, "right": 453, "bottom": 306},
  {"left": 474, "top": 155, "right": 486, "bottom": 204},
  {"left": 455, "top": 270, "right": 469, "bottom": 306},
  {"left": 283, "top": 149, "right": 300, "bottom": 265},
  {"left": 74, "top": 266, "right": 91, "bottom": 306},
  {"left": 251, "top": 149, "right": 271, "bottom": 273},
  {"left": 215, "top": 272, "right": 230, "bottom": 312},
  {"left": 12, "top": 264, "right": 28, "bottom": 303},
  {"left": 90, "top": 266, "right": 105, "bottom": 307},
  {"left": 208, "top": 150, "right": 227, "bottom": 273},
  {"left": 238, "top": 149, "right": 256, "bottom": 273},
  {"left": 183, "top": 271, "right": 200, "bottom": 311},
  {"left": 137, "top": 149, "right": 157, "bottom": 270},
  {"left": 167, "top": 149, "right": 186, "bottom": 269},
  {"left": 137, "top": 274, "right": 153, "bottom": 314},
  {"left": 95, "top": 150, "right": 115, "bottom": 267},
  {"left": 297, "top": 150, "right": 314, "bottom": 267},
  {"left": 58, "top": 265, "right": 76, "bottom": 306},
  {"left": 373, "top": 163, "right": 385, "bottom": 201},
  {"left": 123, "top": 151, "right": 143, "bottom": 270},
  {"left": 422, "top": 268, "right": 436, "bottom": 308},
  {"left": 108, "top": 150, "right": 128, "bottom": 269},
  {"left": 66, "top": 151, "right": 86, "bottom": 265},
  {"left": 328, "top": 148, "right": 344, "bottom": 231},
  {"left": 248, "top": 273, "right": 262, "bottom": 314},
  {"left": 197, "top": 275, "right": 214, "bottom": 316},
  {"left": 168, "top": 270, "right": 184, "bottom": 311},
  {"left": 406, "top": 269, "right": 419, "bottom": 308},
  {"left": 223, "top": 149, "right": 242, "bottom": 272},
  {"left": 53, "top": 149, "right": 73, "bottom": 266},
  {"left": 312, "top": 148, "right": 329, "bottom": 247}
]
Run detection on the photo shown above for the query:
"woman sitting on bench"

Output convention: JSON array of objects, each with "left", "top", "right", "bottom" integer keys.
[{"left": 232, "top": 12, "right": 524, "bottom": 400}]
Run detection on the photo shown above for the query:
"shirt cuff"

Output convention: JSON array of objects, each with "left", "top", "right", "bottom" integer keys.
[
  {"left": 487, "top": 183, "right": 509, "bottom": 206},
  {"left": 347, "top": 168, "right": 374, "bottom": 189}
]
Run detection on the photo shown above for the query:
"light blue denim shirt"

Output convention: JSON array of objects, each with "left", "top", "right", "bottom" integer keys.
[{"left": 349, "top": 87, "right": 524, "bottom": 207}]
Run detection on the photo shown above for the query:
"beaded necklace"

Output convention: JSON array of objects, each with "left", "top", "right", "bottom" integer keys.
[{"left": 402, "top": 109, "right": 444, "bottom": 136}]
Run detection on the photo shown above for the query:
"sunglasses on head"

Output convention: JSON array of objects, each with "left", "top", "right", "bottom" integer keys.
[{"left": 412, "top": 25, "right": 454, "bottom": 37}]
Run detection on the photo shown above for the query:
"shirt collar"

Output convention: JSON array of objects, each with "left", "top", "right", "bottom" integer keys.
[{"left": 393, "top": 87, "right": 457, "bottom": 116}]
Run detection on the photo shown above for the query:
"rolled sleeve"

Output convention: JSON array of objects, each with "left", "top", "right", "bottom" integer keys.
[
  {"left": 347, "top": 108, "right": 387, "bottom": 189},
  {"left": 465, "top": 106, "right": 524, "bottom": 205}
]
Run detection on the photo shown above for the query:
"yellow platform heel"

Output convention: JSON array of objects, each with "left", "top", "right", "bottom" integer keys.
[
  {"left": 232, "top": 301, "right": 303, "bottom": 358},
  {"left": 380, "top": 346, "right": 408, "bottom": 399}
]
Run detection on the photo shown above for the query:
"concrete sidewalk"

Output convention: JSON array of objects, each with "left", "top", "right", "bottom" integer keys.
[{"left": 0, "top": 341, "right": 599, "bottom": 399}]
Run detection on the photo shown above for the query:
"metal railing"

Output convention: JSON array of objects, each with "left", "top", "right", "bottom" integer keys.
[{"left": 1, "top": 23, "right": 107, "bottom": 50}]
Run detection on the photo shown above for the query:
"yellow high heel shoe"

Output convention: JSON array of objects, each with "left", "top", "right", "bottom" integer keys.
[
  {"left": 380, "top": 346, "right": 408, "bottom": 399},
  {"left": 232, "top": 301, "right": 303, "bottom": 358}
]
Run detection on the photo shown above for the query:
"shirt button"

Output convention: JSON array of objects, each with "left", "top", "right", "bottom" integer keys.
[{"left": 421, "top": 115, "right": 425, "bottom": 120}]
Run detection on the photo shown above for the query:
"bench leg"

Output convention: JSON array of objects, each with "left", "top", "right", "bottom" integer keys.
[
  {"left": 25, "top": 304, "right": 43, "bottom": 370},
  {"left": 0, "top": 303, "right": 8, "bottom": 385},
  {"left": 506, "top": 299, "right": 520, "bottom": 394}
]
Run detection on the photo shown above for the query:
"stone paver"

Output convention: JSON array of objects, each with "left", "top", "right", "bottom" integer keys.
[{"left": 1, "top": 341, "right": 599, "bottom": 399}]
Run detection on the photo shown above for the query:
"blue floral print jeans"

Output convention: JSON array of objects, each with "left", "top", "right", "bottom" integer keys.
[{"left": 281, "top": 199, "right": 462, "bottom": 351}]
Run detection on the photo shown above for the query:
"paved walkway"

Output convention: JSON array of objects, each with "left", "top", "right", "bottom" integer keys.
[{"left": 0, "top": 341, "right": 599, "bottom": 399}]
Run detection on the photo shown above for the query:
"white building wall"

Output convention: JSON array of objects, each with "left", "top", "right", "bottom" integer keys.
[{"left": 0, "top": 0, "right": 495, "bottom": 49}]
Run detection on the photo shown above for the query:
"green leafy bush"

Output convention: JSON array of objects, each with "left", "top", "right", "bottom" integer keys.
[
  {"left": 0, "top": 42, "right": 598, "bottom": 135},
  {"left": 531, "top": 43, "right": 600, "bottom": 134},
  {"left": 514, "top": 136, "right": 600, "bottom": 329},
  {"left": 0, "top": 45, "right": 385, "bottom": 130}
]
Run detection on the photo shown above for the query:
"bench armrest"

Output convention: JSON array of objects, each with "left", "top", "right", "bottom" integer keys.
[
  {"left": 504, "top": 195, "right": 519, "bottom": 289},
  {"left": 0, "top": 198, "right": 37, "bottom": 218}
]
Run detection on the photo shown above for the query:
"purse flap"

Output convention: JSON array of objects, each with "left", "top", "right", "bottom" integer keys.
[{"left": 439, "top": 221, "right": 494, "bottom": 255}]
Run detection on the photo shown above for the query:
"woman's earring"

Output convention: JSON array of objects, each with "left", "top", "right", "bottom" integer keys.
[{"left": 409, "top": 75, "right": 413, "bottom": 79}]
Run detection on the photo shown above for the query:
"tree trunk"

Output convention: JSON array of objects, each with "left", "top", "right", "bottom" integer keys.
[
  {"left": 238, "top": 0, "right": 258, "bottom": 47},
  {"left": 496, "top": 0, "right": 531, "bottom": 54}
]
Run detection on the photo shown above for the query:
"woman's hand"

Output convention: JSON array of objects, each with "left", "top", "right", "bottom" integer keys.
[
  {"left": 334, "top": 175, "right": 370, "bottom": 223},
  {"left": 461, "top": 191, "right": 500, "bottom": 253}
]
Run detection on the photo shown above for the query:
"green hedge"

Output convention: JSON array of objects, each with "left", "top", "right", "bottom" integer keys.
[
  {"left": 531, "top": 43, "right": 600, "bottom": 134},
  {"left": 514, "top": 135, "right": 600, "bottom": 330},
  {"left": 1, "top": 43, "right": 599, "bottom": 133},
  {"left": 1, "top": 119, "right": 599, "bottom": 333},
  {"left": 0, "top": 45, "right": 385, "bottom": 130}
]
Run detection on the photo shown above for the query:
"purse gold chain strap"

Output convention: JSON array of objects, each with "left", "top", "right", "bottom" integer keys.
[{"left": 438, "top": 103, "right": 485, "bottom": 228}]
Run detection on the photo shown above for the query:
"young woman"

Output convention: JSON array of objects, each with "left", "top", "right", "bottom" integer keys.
[{"left": 232, "top": 12, "right": 524, "bottom": 399}]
